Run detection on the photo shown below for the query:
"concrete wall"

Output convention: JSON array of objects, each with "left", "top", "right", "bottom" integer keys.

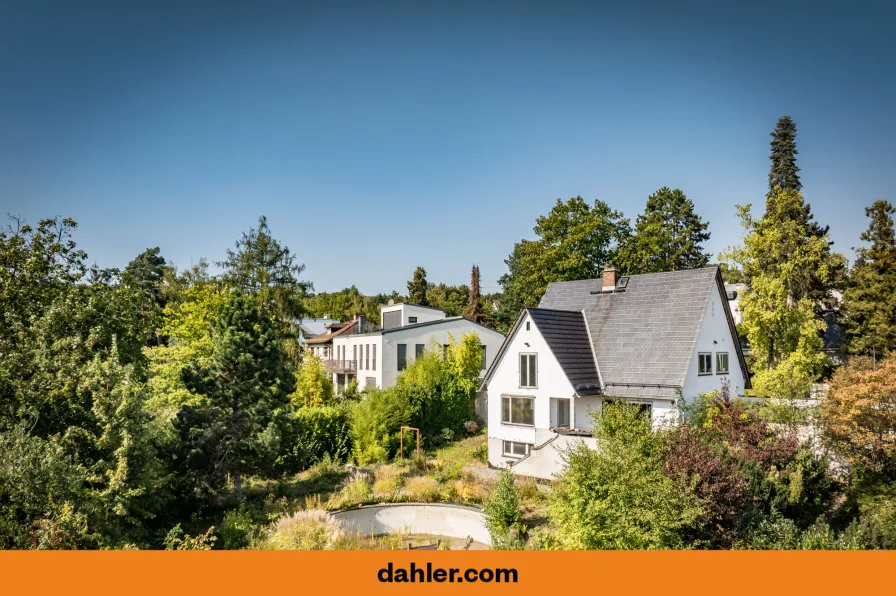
[
  {"left": 330, "top": 504, "right": 490, "bottom": 546},
  {"left": 490, "top": 431, "right": 597, "bottom": 481},
  {"left": 682, "top": 280, "right": 746, "bottom": 402}
]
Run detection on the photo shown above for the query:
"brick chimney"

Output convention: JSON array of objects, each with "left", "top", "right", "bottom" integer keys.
[{"left": 602, "top": 267, "right": 618, "bottom": 292}]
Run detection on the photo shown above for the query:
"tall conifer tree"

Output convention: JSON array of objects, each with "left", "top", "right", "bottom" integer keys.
[
  {"left": 463, "top": 264, "right": 486, "bottom": 324},
  {"left": 842, "top": 200, "right": 896, "bottom": 357},
  {"left": 407, "top": 267, "right": 429, "bottom": 306}
]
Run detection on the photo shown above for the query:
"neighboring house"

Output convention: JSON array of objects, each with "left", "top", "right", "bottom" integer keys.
[
  {"left": 480, "top": 266, "right": 750, "bottom": 480},
  {"left": 297, "top": 317, "right": 341, "bottom": 347},
  {"left": 322, "top": 302, "right": 506, "bottom": 393},
  {"left": 303, "top": 315, "right": 379, "bottom": 361}
]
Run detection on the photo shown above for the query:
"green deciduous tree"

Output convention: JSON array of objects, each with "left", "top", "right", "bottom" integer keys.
[
  {"left": 407, "top": 267, "right": 429, "bottom": 306},
  {"left": 122, "top": 247, "right": 172, "bottom": 346},
  {"left": 496, "top": 197, "right": 630, "bottom": 331},
  {"left": 293, "top": 353, "right": 334, "bottom": 407},
  {"left": 721, "top": 188, "right": 837, "bottom": 398},
  {"left": 181, "top": 291, "right": 296, "bottom": 500},
  {"left": 842, "top": 200, "right": 896, "bottom": 356},
  {"left": 618, "top": 187, "right": 711, "bottom": 274},
  {"left": 548, "top": 403, "right": 702, "bottom": 549}
]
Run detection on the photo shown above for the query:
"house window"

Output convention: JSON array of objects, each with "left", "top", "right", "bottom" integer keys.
[
  {"left": 716, "top": 352, "right": 729, "bottom": 375},
  {"left": 556, "top": 398, "right": 570, "bottom": 428},
  {"left": 519, "top": 353, "right": 537, "bottom": 388},
  {"left": 373, "top": 344, "right": 376, "bottom": 371},
  {"left": 365, "top": 344, "right": 370, "bottom": 370},
  {"left": 353, "top": 345, "right": 357, "bottom": 366},
  {"left": 526, "top": 321, "right": 530, "bottom": 331},
  {"left": 480, "top": 344, "right": 487, "bottom": 370},
  {"left": 698, "top": 353, "right": 713, "bottom": 375},
  {"left": 397, "top": 344, "right": 407, "bottom": 370},
  {"left": 415, "top": 344, "right": 424, "bottom": 359},
  {"left": 502, "top": 395, "right": 535, "bottom": 426},
  {"left": 409, "top": 316, "right": 417, "bottom": 324},
  {"left": 502, "top": 440, "right": 531, "bottom": 458},
  {"left": 366, "top": 377, "right": 376, "bottom": 388}
]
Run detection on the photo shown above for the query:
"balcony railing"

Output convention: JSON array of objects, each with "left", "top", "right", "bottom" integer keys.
[{"left": 324, "top": 359, "right": 357, "bottom": 373}]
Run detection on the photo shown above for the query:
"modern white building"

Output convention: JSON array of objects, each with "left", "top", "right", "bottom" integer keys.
[
  {"left": 480, "top": 266, "right": 750, "bottom": 480},
  {"left": 310, "top": 303, "right": 506, "bottom": 393}
]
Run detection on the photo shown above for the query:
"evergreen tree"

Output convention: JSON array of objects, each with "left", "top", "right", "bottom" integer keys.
[
  {"left": 218, "top": 215, "right": 312, "bottom": 363},
  {"left": 842, "top": 200, "right": 896, "bottom": 356},
  {"left": 618, "top": 187, "right": 711, "bottom": 274},
  {"left": 463, "top": 265, "right": 486, "bottom": 324},
  {"left": 181, "top": 291, "right": 295, "bottom": 500},
  {"left": 407, "top": 267, "right": 429, "bottom": 306},
  {"left": 123, "top": 247, "right": 171, "bottom": 345},
  {"left": 769, "top": 115, "right": 802, "bottom": 192}
]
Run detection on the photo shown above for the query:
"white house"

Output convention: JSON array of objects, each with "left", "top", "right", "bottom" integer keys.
[
  {"left": 479, "top": 266, "right": 750, "bottom": 480},
  {"left": 312, "top": 302, "right": 506, "bottom": 393}
]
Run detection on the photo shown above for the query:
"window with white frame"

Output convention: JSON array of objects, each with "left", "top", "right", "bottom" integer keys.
[
  {"left": 698, "top": 353, "right": 712, "bottom": 375},
  {"left": 373, "top": 344, "right": 376, "bottom": 371},
  {"left": 716, "top": 352, "right": 729, "bottom": 374},
  {"left": 519, "top": 353, "right": 537, "bottom": 388},
  {"left": 502, "top": 395, "right": 535, "bottom": 426},
  {"left": 502, "top": 440, "right": 531, "bottom": 458}
]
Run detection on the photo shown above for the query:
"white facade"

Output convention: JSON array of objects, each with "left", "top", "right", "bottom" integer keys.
[
  {"left": 323, "top": 305, "right": 505, "bottom": 393},
  {"left": 485, "top": 278, "right": 746, "bottom": 480},
  {"left": 682, "top": 280, "right": 747, "bottom": 398}
]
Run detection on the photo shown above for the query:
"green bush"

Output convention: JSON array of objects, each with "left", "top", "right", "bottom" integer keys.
[
  {"left": 292, "top": 405, "right": 352, "bottom": 467},
  {"left": 349, "top": 389, "right": 411, "bottom": 465},
  {"left": 483, "top": 470, "right": 523, "bottom": 548},
  {"left": 217, "top": 509, "right": 256, "bottom": 550}
]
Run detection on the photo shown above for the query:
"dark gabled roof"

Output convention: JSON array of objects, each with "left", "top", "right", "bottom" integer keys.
[
  {"left": 527, "top": 308, "right": 602, "bottom": 396},
  {"left": 539, "top": 267, "right": 750, "bottom": 399}
]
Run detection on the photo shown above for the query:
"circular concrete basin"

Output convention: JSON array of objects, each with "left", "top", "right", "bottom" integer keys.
[{"left": 330, "top": 503, "right": 491, "bottom": 548}]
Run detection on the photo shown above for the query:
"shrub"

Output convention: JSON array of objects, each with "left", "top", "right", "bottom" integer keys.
[
  {"left": 454, "top": 475, "right": 488, "bottom": 504},
  {"left": 261, "top": 510, "right": 343, "bottom": 550},
  {"left": 291, "top": 405, "right": 352, "bottom": 467},
  {"left": 349, "top": 389, "right": 411, "bottom": 465},
  {"left": 373, "top": 465, "right": 405, "bottom": 495},
  {"left": 548, "top": 402, "right": 703, "bottom": 550},
  {"left": 463, "top": 420, "right": 479, "bottom": 435},
  {"left": 338, "top": 474, "right": 373, "bottom": 507},
  {"left": 218, "top": 509, "right": 256, "bottom": 550},
  {"left": 403, "top": 476, "right": 441, "bottom": 503},
  {"left": 736, "top": 513, "right": 865, "bottom": 550},
  {"left": 483, "top": 470, "right": 522, "bottom": 547},
  {"left": 164, "top": 524, "right": 217, "bottom": 550}
]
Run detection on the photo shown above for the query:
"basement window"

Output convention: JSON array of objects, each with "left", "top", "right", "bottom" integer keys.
[{"left": 502, "top": 441, "right": 531, "bottom": 458}]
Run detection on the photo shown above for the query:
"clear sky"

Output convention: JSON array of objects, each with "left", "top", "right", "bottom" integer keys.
[{"left": 1, "top": 0, "right": 894, "bottom": 294}]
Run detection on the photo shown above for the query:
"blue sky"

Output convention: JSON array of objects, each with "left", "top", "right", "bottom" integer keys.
[{"left": 1, "top": 0, "right": 894, "bottom": 294}]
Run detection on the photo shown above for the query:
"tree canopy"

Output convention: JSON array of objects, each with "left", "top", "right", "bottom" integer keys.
[
  {"left": 618, "top": 187, "right": 711, "bottom": 274},
  {"left": 842, "top": 200, "right": 896, "bottom": 356}
]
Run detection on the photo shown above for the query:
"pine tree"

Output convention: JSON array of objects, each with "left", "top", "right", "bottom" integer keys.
[
  {"left": 842, "top": 200, "right": 896, "bottom": 357},
  {"left": 463, "top": 264, "right": 486, "bottom": 324},
  {"left": 618, "top": 187, "right": 711, "bottom": 274},
  {"left": 123, "top": 247, "right": 171, "bottom": 345},
  {"left": 407, "top": 266, "right": 429, "bottom": 306},
  {"left": 181, "top": 291, "right": 295, "bottom": 500},
  {"left": 218, "top": 215, "right": 312, "bottom": 364},
  {"left": 769, "top": 115, "right": 802, "bottom": 192}
]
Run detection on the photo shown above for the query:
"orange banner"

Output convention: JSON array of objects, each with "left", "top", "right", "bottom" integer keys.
[{"left": 1, "top": 551, "right": 894, "bottom": 595}]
